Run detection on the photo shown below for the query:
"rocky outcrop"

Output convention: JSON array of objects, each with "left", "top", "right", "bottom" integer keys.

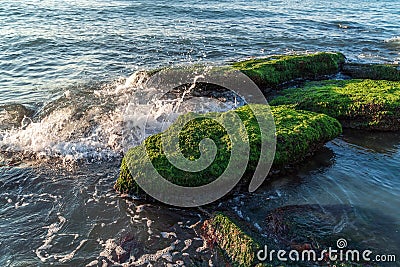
[{"left": 270, "top": 79, "right": 400, "bottom": 130}]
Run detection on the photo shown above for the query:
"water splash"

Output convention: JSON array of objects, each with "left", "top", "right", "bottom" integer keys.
[{"left": 0, "top": 69, "right": 243, "bottom": 163}]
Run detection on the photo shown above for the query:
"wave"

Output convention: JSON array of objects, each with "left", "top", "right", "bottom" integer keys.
[
  {"left": 0, "top": 69, "right": 243, "bottom": 163},
  {"left": 0, "top": 104, "right": 35, "bottom": 131},
  {"left": 384, "top": 36, "right": 400, "bottom": 43},
  {"left": 384, "top": 36, "right": 400, "bottom": 52}
]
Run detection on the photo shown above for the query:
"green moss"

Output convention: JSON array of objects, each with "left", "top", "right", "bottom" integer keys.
[
  {"left": 271, "top": 105, "right": 342, "bottom": 167},
  {"left": 115, "top": 104, "right": 341, "bottom": 194},
  {"left": 270, "top": 79, "right": 400, "bottom": 130},
  {"left": 202, "top": 212, "right": 373, "bottom": 267},
  {"left": 203, "top": 212, "right": 260, "bottom": 266},
  {"left": 343, "top": 63, "right": 400, "bottom": 81},
  {"left": 232, "top": 52, "right": 345, "bottom": 88}
]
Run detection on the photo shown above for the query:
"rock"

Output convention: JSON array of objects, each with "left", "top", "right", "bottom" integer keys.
[
  {"left": 270, "top": 79, "right": 400, "bottom": 131},
  {"left": 342, "top": 63, "right": 400, "bottom": 81},
  {"left": 263, "top": 204, "right": 395, "bottom": 266},
  {"left": 271, "top": 105, "right": 342, "bottom": 168},
  {"left": 201, "top": 212, "right": 261, "bottom": 267},
  {"left": 201, "top": 206, "right": 385, "bottom": 267},
  {"left": 125, "top": 52, "right": 345, "bottom": 96},
  {"left": 264, "top": 204, "right": 354, "bottom": 247},
  {"left": 115, "top": 104, "right": 341, "bottom": 196},
  {"left": 0, "top": 104, "right": 34, "bottom": 131},
  {"left": 232, "top": 52, "right": 345, "bottom": 89}
]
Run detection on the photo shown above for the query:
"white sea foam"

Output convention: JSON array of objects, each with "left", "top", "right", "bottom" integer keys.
[
  {"left": 384, "top": 36, "right": 400, "bottom": 43},
  {"left": 0, "top": 69, "right": 242, "bottom": 163},
  {"left": 161, "top": 232, "right": 178, "bottom": 239},
  {"left": 35, "top": 215, "right": 88, "bottom": 263},
  {"left": 57, "top": 239, "right": 88, "bottom": 263},
  {"left": 35, "top": 215, "right": 67, "bottom": 262},
  {"left": 182, "top": 239, "right": 192, "bottom": 251},
  {"left": 97, "top": 238, "right": 181, "bottom": 266}
]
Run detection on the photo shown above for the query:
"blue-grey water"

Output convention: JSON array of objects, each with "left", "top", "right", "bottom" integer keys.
[
  {"left": 1, "top": 0, "right": 400, "bottom": 105},
  {"left": 0, "top": 0, "right": 399, "bottom": 266}
]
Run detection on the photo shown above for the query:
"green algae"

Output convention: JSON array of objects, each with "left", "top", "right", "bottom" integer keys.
[
  {"left": 232, "top": 52, "right": 345, "bottom": 88},
  {"left": 202, "top": 212, "right": 369, "bottom": 267},
  {"left": 202, "top": 212, "right": 260, "bottom": 266},
  {"left": 343, "top": 63, "right": 400, "bottom": 81},
  {"left": 115, "top": 104, "right": 341, "bottom": 195},
  {"left": 270, "top": 79, "right": 400, "bottom": 130},
  {"left": 271, "top": 105, "right": 342, "bottom": 167}
]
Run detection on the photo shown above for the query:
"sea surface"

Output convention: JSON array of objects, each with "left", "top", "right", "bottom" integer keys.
[{"left": 0, "top": 0, "right": 399, "bottom": 266}]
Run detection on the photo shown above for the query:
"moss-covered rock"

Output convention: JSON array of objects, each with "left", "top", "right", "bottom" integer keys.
[
  {"left": 202, "top": 212, "right": 261, "bottom": 266},
  {"left": 270, "top": 79, "right": 400, "bottom": 130},
  {"left": 201, "top": 211, "right": 370, "bottom": 267},
  {"left": 232, "top": 52, "right": 345, "bottom": 88},
  {"left": 115, "top": 104, "right": 341, "bottom": 195},
  {"left": 343, "top": 63, "right": 400, "bottom": 81},
  {"left": 271, "top": 105, "right": 342, "bottom": 167}
]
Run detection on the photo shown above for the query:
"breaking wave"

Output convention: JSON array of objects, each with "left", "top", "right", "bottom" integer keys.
[{"left": 0, "top": 69, "right": 244, "bottom": 163}]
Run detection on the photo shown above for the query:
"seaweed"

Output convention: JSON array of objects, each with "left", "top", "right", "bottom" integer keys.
[
  {"left": 342, "top": 63, "right": 400, "bottom": 81},
  {"left": 270, "top": 79, "right": 400, "bottom": 130},
  {"left": 202, "top": 212, "right": 261, "bottom": 266},
  {"left": 232, "top": 52, "right": 345, "bottom": 88}
]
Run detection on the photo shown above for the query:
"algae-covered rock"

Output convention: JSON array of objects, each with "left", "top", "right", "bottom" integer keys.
[
  {"left": 201, "top": 211, "right": 370, "bottom": 267},
  {"left": 232, "top": 52, "right": 345, "bottom": 88},
  {"left": 343, "top": 63, "right": 400, "bottom": 81},
  {"left": 270, "top": 79, "right": 400, "bottom": 130},
  {"left": 202, "top": 212, "right": 261, "bottom": 266},
  {"left": 271, "top": 105, "right": 342, "bottom": 168},
  {"left": 115, "top": 104, "right": 341, "bottom": 195},
  {"left": 200, "top": 209, "right": 381, "bottom": 267}
]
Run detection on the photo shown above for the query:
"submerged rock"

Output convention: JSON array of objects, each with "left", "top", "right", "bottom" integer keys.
[
  {"left": 202, "top": 206, "right": 387, "bottom": 267},
  {"left": 232, "top": 52, "right": 345, "bottom": 89},
  {"left": 0, "top": 104, "right": 34, "bottom": 131},
  {"left": 265, "top": 204, "right": 353, "bottom": 248},
  {"left": 115, "top": 104, "right": 341, "bottom": 196},
  {"left": 263, "top": 204, "right": 397, "bottom": 266},
  {"left": 270, "top": 79, "right": 400, "bottom": 131}
]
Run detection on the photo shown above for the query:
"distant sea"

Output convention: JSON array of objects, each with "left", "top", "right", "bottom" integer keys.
[
  {"left": 0, "top": 1, "right": 399, "bottom": 266},
  {"left": 1, "top": 0, "right": 399, "bottom": 105}
]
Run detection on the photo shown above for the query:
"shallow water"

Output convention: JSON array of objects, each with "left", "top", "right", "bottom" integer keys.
[
  {"left": 0, "top": 162, "right": 217, "bottom": 266},
  {"left": 1, "top": 0, "right": 400, "bottom": 266},
  {"left": 1, "top": 130, "right": 399, "bottom": 266},
  {"left": 227, "top": 130, "right": 400, "bottom": 255}
]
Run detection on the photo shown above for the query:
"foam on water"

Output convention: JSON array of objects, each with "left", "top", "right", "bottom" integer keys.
[
  {"left": 385, "top": 36, "right": 400, "bottom": 44},
  {"left": 0, "top": 69, "right": 242, "bottom": 163},
  {"left": 82, "top": 195, "right": 217, "bottom": 266},
  {"left": 34, "top": 214, "right": 88, "bottom": 263}
]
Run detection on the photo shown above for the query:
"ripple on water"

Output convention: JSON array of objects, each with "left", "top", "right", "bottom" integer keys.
[
  {"left": 1, "top": 0, "right": 400, "bottom": 100},
  {"left": 218, "top": 130, "right": 400, "bottom": 262},
  {"left": 0, "top": 161, "right": 224, "bottom": 266}
]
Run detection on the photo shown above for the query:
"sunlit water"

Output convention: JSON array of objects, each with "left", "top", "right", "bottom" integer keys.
[
  {"left": 1, "top": 0, "right": 400, "bottom": 105},
  {"left": 0, "top": 0, "right": 399, "bottom": 266}
]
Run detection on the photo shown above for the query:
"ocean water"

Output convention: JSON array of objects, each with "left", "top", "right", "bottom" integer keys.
[
  {"left": 0, "top": 0, "right": 399, "bottom": 266},
  {"left": 1, "top": 0, "right": 399, "bottom": 105}
]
